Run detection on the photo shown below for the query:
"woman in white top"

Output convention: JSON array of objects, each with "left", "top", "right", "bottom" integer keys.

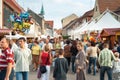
[
  {"left": 14, "top": 37, "right": 32, "bottom": 80},
  {"left": 87, "top": 41, "right": 100, "bottom": 75}
]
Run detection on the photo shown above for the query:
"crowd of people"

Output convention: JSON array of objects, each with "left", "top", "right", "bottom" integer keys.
[{"left": 0, "top": 35, "right": 120, "bottom": 80}]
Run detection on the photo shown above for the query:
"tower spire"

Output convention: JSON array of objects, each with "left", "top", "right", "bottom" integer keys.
[{"left": 40, "top": 4, "right": 45, "bottom": 16}]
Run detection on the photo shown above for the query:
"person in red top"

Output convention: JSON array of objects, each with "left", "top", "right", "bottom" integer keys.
[
  {"left": 0, "top": 36, "right": 14, "bottom": 80},
  {"left": 39, "top": 44, "right": 52, "bottom": 80}
]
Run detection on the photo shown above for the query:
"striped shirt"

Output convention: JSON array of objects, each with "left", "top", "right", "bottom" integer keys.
[
  {"left": 98, "top": 48, "right": 116, "bottom": 68},
  {"left": 0, "top": 48, "right": 14, "bottom": 70}
]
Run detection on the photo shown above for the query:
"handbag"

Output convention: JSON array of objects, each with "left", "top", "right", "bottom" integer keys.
[
  {"left": 40, "top": 53, "right": 49, "bottom": 74},
  {"left": 40, "top": 65, "right": 47, "bottom": 74}
]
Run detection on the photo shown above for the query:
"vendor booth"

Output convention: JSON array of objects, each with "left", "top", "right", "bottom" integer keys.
[
  {"left": 5, "top": 34, "right": 26, "bottom": 39},
  {"left": 100, "top": 28, "right": 120, "bottom": 49},
  {"left": 0, "top": 29, "right": 12, "bottom": 38}
]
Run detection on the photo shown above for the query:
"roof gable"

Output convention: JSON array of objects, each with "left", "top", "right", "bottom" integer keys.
[
  {"left": 82, "top": 9, "right": 94, "bottom": 18},
  {"left": 63, "top": 19, "right": 78, "bottom": 29}
]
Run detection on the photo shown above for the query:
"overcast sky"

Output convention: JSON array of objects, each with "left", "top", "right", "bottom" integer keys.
[{"left": 17, "top": 0, "right": 95, "bottom": 29}]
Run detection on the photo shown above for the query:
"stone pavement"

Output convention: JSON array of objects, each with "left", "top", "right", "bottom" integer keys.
[
  {"left": 14, "top": 69, "right": 108, "bottom": 80},
  {"left": 13, "top": 64, "right": 108, "bottom": 80}
]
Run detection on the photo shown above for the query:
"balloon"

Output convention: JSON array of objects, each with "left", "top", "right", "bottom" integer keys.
[
  {"left": 23, "top": 22, "right": 30, "bottom": 29},
  {"left": 10, "top": 11, "right": 31, "bottom": 34},
  {"left": 19, "top": 24, "right": 23, "bottom": 30},
  {"left": 15, "top": 16, "right": 22, "bottom": 23},
  {"left": 20, "top": 12, "right": 29, "bottom": 19},
  {"left": 13, "top": 22, "right": 19, "bottom": 30}
]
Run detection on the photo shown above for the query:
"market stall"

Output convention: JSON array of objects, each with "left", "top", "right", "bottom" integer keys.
[{"left": 100, "top": 28, "right": 120, "bottom": 49}]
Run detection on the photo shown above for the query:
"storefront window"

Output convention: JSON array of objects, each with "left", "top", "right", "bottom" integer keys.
[{"left": 3, "top": 3, "right": 14, "bottom": 28}]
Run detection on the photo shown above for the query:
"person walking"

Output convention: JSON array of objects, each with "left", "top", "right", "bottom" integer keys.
[
  {"left": 39, "top": 44, "right": 52, "bottom": 80},
  {"left": 75, "top": 42, "right": 86, "bottom": 80},
  {"left": 64, "top": 40, "right": 71, "bottom": 67},
  {"left": 70, "top": 40, "right": 78, "bottom": 73},
  {"left": 0, "top": 36, "right": 14, "bottom": 80},
  {"left": 112, "top": 52, "right": 120, "bottom": 80},
  {"left": 53, "top": 38, "right": 61, "bottom": 56},
  {"left": 98, "top": 43, "right": 117, "bottom": 80},
  {"left": 53, "top": 49, "right": 68, "bottom": 80},
  {"left": 31, "top": 41, "right": 41, "bottom": 71},
  {"left": 87, "top": 41, "right": 100, "bottom": 75},
  {"left": 14, "top": 37, "right": 32, "bottom": 80}
]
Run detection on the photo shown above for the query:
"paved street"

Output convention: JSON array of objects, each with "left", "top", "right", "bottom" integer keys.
[
  {"left": 24, "top": 70, "right": 108, "bottom": 80},
  {"left": 14, "top": 67, "right": 108, "bottom": 80}
]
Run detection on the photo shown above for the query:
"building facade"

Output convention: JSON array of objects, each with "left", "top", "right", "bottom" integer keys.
[
  {"left": 0, "top": 0, "right": 23, "bottom": 36},
  {"left": 62, "top": 9, "right": 94, "bottom": 39},
  {"left": 61, "top": 13, "right": 78, "bottom": 28},
  {"left": 44, "top": 21, "right": 54, "bottom": 37},
  {"left": 2, "top": 0, "right": 23, "bottom": 29}
]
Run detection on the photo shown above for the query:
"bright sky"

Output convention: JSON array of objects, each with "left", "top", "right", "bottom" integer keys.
[{"left": 17, "top": 0, "right": 95, "bottom": 29}]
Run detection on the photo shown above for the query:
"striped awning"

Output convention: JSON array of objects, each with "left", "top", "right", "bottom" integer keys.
[{"left": 0, "top": 29, "right": 12, "bottom": 33}]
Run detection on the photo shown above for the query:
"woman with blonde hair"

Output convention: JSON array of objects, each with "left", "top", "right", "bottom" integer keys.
[
  {"left": 75, "top": 42, "right": 87, "bottom": 80},
  {"left": 39, "top": 44, "right": 52, "bottom": 80}
]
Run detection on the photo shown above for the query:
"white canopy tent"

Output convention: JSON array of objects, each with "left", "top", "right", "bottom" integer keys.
[
  {"left": 80, "top": 21, "right": 95, "bottom": 32},
  {"left": 82, "top": 10, "right": 120, "bottom": 32}
]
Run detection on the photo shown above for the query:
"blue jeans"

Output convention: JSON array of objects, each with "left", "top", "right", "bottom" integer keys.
[
  {"left": 71, "top": 56, "right": 76, "bottom": 73},
  {"left": 100, "top": 66, "right": 112, "bottom": 80},
  {"left": 0, "top": 68, "right": 14, "bottom": 80},
  {"left": 16, "top": 72, "right": 28, "bottom": 80},
  {"left": 88, "top": 57, "right": 97, "bottom": 75}
]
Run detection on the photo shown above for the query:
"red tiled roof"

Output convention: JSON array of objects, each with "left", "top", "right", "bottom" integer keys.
[
  {"left": 77, "top": 9, "right": 94, "bottom": 22},
  {"left": 4, "top": 0, "right": 23, "bottom": 13},
  {"left": 98, "top": 0, "right": 120, "bottom": 13},
  {"left": 45, "top": 21, "right": 54, "bottom": 27},
  {"left": 82, "top": 9, "right": 94, "bottom": 18}
]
